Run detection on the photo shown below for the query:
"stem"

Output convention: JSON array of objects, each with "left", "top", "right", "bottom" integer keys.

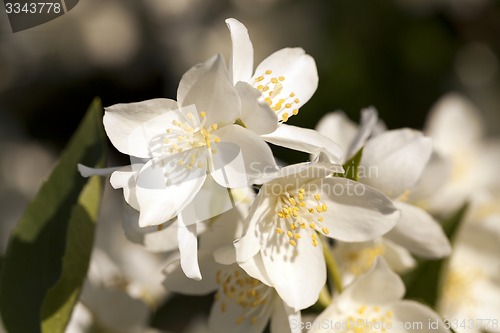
[
  {"left": 318, "top": 286, "right": 332, "bottom": 307},
  {"left": 322, "top": 241, "right": 343, "bottom": 294}
]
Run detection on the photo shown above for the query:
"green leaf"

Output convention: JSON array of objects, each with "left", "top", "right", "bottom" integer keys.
[
  {"left": 341, "top": 148, "right": 363, "bottom": 181},
  {"left": 403, "top": 203, "right": 469, "bottom": 307},
  {"left": 41, "top": 174, "right": 103, "bottom": 333},
  {"left": 0, "top": 98, "right": 107, "bottom": 333}
]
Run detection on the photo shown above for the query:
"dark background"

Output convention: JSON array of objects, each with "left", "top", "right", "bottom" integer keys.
[{"left": 1, "top": 0, "right": 499, "bottom": 153}]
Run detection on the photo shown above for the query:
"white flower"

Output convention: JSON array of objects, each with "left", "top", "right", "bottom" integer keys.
[
  {"left": 164, "top": 203, "right": 301, "bottom": 333},
  {"left": 308, "top": 258, "right": 450, "bottom": 333},
  {"left": 225, "top": 18, "right": 344, "bottom": 163},
  {"left": 65, "top": 245, "right": 169, "bottom": 333},
  {"left": 105, "top": 54, "right": 277, "bottom": 227},
  {"left": 103, "top": 54, "right": 278, "bottom": 279},
  {"left": 315, "top": 107, "right": 380, "bottom": 163},
  {"left": 235, "top": 164, "right": 400, "bottom": 310},
  {"left": 359, "top": 128, "right": 451, "bottom": 258},
  {"left": 225, "top": 18, "right": 317, "bottom": 129},
  {"left": 316, "top": 110, "right": 451, "bottom": 276},
  {"left": 333, "top": 238, "right": 416, "bottom": 285},
  {"left": 168, "top": 262, "right": 300, "bottom": 333},
  {"left": 410, "top": 93, "right": 500, "bottom": 217},
  {"left": 437, "top": 191, "right": 500, "bottom": 333}
]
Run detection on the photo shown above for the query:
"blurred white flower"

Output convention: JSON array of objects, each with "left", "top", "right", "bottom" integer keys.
[
  {"left": 66, "top": 185, "right": 171, "bottom": 333},
  {"left": 167, "top": 261, "right": 301, "bottom": 333},
  {"left": 411, "top": 93, "right": 500, "bottom": 217},
  {"left": 359, "top": 128, "right": 451, "bottom": 259},
  {"left": 333, "top": 238, "right": 416, "bottom": 285},
  {"left": 308, "top": 258, "right": 450, "bottom": 333},
  {"left": 437, "top": 191, "right": 500, "bottom": 333},
  {"left": 316, "top": 110, "right": 451, "bottom": 282},
  {"left": 235, "top": 163, "right": 399, "bottom": 311}
]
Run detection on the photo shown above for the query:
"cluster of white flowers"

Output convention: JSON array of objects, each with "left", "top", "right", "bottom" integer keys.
[{"left": 79, "top": 18, "right": 500, "bottom": 333}]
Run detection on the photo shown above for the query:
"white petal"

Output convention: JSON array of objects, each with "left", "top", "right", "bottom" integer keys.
[
  {"left": 315, "top": 111, "right": 358, "bottom": 154},
  {"left": 360, "top": 128, "right": 433, "bottom": 198},
  {"left": 66, "top": 302, "right": 92, "bottom": 333},
  {"left": 86, "top": 249, "right": 121, "bottom": 285},
  {"left": 214, "top": 246, "right": 237, "bottom": 266},
  {"left": 263, "top": 124, "right": 344, "bottom": 164},
  {"left": 271, "top": 300, "right": 301, "bottom": 333},
  {"left": 77, "top": 164, "right": 122, "bottom": 177},
  {"left": 345, "top": 107, "right": 379, "bottom": 160},
  {"left": 135, "top": 153, "right": 206, "bottom": 227},
  {"left": 238, "top": 253, "right": 273, "bottom": 287},
  {"left": 198, "top": 203, "right": 249, "bottom": 251},
  {"left": 214, "top": 125, "right": 278, "bottom": 187},
  {"left": 475, "top": 139, "right": 500, "bottom": 190},
  {"left": 177, "top": 211, "right": 202, "bottom": 280},
  {"left": 261, "top": 229, "right": 326, "bottom": 311},
  {"left": 110, "top": 164, "right": 143, "bottom": 210},
  {"left": 408, "top": 150, "right": 452, "bottom": 203},
  {"left": 210, "top": 141, "right": 248, "bottom": 189},
  {"left": 338, "top": 258, "right": 404, "bottom": 312},
  {"left": 311, "top": 178, "right": 399, "bottom": 242},
  {"left": 253, "top": 48, "right": 318, "bottom": 111},
  {"left": 426, "top": 93, "right": 484, "bottom": 155},
  {"left": 308, "top": 303, "right": 343, "bottom": 333},
  {"left": 236, "top": 81, "right": 278, "bottom": 135},
  {"left": 182, "top": 174, "right": 250, "bottom": 224},
  {"left": 315, "top": 107, "right": 378, "bottom": 162},
  {"left": 392, "top": 300, "right": 449, "bottom": 333},
  {"left": 81, "top": 282, "right": 150, "bottom": 333},
  {"left": 122, "top": 203, "right": 179, "bottom": 253},
  {"left": 386, "top": 201, "right": 451, "bottom": 258},
  {"left": 235, "top": 192, "right": 274, "bottom": 262},
  {"left": 103, "top": 98, "right": 180, "bottom": 158},
  {"left": 225, "top": 18, "right": 253, "bottom": 84},
  {"left": 382, "top": 239, "right": 417, "bottom": 274},
  {"left": 259, "top": 162, "right": 343, "bottom": 187},
  {"left": 177, "top": 54, "right": 240, "bottom": 127},
  {"left": 162, "top": 253, "right": 219, "bottom": 295}
]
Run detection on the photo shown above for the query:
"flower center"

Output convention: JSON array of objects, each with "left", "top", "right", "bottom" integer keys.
[
  {"left": 274, "top": 188, "right": 329, "bottom": 247},
  {"left": 344, "top": 245, "right": 385, "bottom": 276},
  {"left": 252, "top": 69, "right": 301, "bottom": 122},
  {"left": 439, "top": 264, "right": 483, "bottom": 313},
  {"left": 341, "top": 306, "right": 394, "bottom": 333},
  {"left": 214, "top": 269, "right": 271, "bottom": 325},
  {"left": 163, "top": 112, "right": 220, "bottom": 170}
]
